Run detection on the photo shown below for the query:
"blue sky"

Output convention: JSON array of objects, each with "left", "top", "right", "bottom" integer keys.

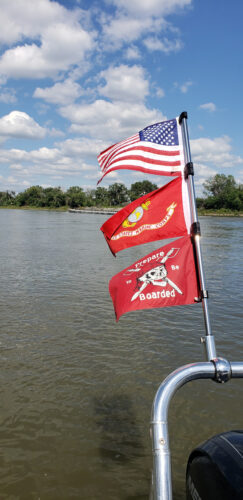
[{"left": 0, "top": 0, "right": 242, "bottom": 195}]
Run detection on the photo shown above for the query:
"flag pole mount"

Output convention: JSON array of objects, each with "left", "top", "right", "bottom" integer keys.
[{"left": 179, "top": 111, "right": 217, "bottom": 361}]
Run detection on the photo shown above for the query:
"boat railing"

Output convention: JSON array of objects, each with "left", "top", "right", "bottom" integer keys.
[{"left": 150, "top": 358, "right": 243, "bottom": 500}]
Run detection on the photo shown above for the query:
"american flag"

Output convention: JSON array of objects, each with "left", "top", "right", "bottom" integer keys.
[{"left": 97, "top": 118, "right": 185, "bottom": 183}]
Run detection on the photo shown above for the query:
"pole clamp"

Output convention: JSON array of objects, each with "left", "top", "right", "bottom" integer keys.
[
  {"left": 190, "top": 221, "right": 201, "bottom": 236},
  {"left": 194, "top": 290, "right": 209, "bottom": 302},
  {"left": 212, "top": 357, "right": 232, "bottom": 384},
  {"left": 184, "top": 162, "right": 194, "bottom": 178},
  {"left": 179, "top": 111, "right": 188, "bottom": 124}
]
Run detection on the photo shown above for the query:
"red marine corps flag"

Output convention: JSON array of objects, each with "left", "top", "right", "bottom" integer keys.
[
  {"left": 100, "top": 177, "right": 191, "bottom": 255},
  {"left": 109, "top": 236, "right": 199, "bottom": 321}
]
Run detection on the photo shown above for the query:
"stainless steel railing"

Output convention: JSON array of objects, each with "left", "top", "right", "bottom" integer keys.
[{"left": 150, "top": 359, "right": 243, "bottom": 500}]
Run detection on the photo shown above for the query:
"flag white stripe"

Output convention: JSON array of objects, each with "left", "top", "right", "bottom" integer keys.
[
  {"left": 105, "top": 159, "right": 183, "bottom": 172},
  {"left": 98, "top": 136, "right": 139, "bottom": 170},
  {"left": 98, "top": 134, "right": 139, "bottom": 163},
  {"left": 99, "top": 142, "right": 183, "bottom": 172},
  {"left": 108, "top": 148, "right": 181, "bottom": 163}
]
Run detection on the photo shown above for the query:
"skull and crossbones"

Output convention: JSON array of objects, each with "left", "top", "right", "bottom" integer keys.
[{"left": 130, "top": 247, "right": 183, "bottom": 301}]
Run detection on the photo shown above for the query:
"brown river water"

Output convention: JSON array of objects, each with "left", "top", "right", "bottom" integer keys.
[{"left": 0, "top": 209, "right": 242, "bottom": 499}]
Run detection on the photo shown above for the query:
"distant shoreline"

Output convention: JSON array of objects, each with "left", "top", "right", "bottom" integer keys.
[{"left": 1, "top": 206, "right": 243, "bottom": 217}]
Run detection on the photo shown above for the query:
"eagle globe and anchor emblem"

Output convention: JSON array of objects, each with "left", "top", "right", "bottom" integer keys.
[{"left": 122, "top": 200, "right": 151, "bottom": 228}]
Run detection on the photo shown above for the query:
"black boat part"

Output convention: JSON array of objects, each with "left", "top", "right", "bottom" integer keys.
[{"left": 186, "top": 430, "right": 243, "bottom": 500}]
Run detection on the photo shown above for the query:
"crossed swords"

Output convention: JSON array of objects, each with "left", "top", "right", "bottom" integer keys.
[{"left": 130, "top": 247, "right": 183, "bottom": 302}]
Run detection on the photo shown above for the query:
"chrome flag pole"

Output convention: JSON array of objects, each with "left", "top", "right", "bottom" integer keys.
[
  {"left": 150, "top": 112, "right": 220, "bottom": 499},
  {"left": 178, "top": 111, "right": 217, "bottom": 361}
]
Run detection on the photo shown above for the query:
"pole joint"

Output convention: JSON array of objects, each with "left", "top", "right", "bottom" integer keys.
[
  {"left": 195, "top": 289, "right": 209, "bottom": 302},
  {"left": 212, "top": 357, "right": 232, "bottom": 383},
  {"left": 184, "top": 161, "right": 194, "bottom": 178},
  {"left": 190, "top": 221, "right": 201, "bottom": 236}
]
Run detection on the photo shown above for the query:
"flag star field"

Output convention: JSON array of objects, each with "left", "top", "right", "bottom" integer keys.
[
  {"left": 140, "top": 120, "right": 179, "bottom": 146},
  {"left": 0, "top": 0, "right": 242, "bottom": 194}
]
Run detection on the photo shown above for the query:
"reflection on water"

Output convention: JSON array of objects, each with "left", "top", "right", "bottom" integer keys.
[
  {"left": 94, "top": 394, "right": 144, "bottom": 464},
  {"left": 0, "top": 210, "right": 242, "bottom": 499}
]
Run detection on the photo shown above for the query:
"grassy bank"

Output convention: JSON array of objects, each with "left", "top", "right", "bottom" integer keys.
[
  {"left": 1, "top": 205, "right": 243, "bottom": 216},
  {"left": 0, "top": 205, "right": 68, "bottom": 211},
  {"left": 198, "top": 208, "right": 243, "bottom": 217}
]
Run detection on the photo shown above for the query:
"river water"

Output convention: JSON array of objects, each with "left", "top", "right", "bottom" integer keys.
[{"left": 0, "top": 209, "right": 242, "bottom": 499}]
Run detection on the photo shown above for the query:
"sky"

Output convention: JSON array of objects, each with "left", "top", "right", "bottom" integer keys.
[{"left": 0, "top": 0, "right": 243, "bottom": 196}]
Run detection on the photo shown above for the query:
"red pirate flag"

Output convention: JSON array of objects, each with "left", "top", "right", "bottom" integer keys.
[
  {"left": 109, "top": 236, "right": 199, "bottom": 321},
  {"left": 101, "top": 177, "right": 191, "bottom": 255}
]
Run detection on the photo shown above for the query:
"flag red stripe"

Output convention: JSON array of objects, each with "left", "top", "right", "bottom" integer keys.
[
  {"left": 98, "top": 164, "right": 181, "bottom": 183},
  {"left": 98, "top": 134, "right": 139, "bottom": 169},
  {"left": 98, "top": 133, "right": 138, "bottom": 159},
  {"left": 105, "top": 154, "right": 181, "bottom": 171},
  {"left": 100, "top": 144, "right": 181, "bottom": 172},
  {"left": 99, "top": 140, "right": 138, "bottom": 170}
]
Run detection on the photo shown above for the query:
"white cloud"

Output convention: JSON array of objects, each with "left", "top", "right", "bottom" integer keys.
[
  {"left": 174, "top": 80, "right": 193, "bottom": 93},
  {"left": 58, "top": 138, "right": 106, "bottom": 157},
  {"left": 102, "top": 15, "right": 155, "bottom": 48},
  {"left": 180, "top": 80, "right": 193, "bottom": 93},
  {"left": 0, "top": 1, "right": 95, "bottom": 81},
  {"left": 57, "top": 63, "right": 164, "bottom": 142},
  {"left": 34, "top": 79, "right": 83, "bottom": 105},
  {"left": 0, "top": 0, "right": 72, "bottom": 45},
  {"left": 144, "top": 36, "right": 182, "bottom": 53},
  {"left": 125, "top": 46, "right": 141, "bottom": 60},
  {"left": 0, "top": 24, "right": 94, "bottom": 80},
  {"left": 48, "top": 128, "right": 65, "bottom": 138},
  {"left": 5, "top": 176, "right": 31, "bottom": 188},
  {"left": 155, "top": 87, "right": 165, "bottom": 98},
  {"left": 109, "top": 0, "right": 192, "bottom": 16},
  {"left": 199, "top": 102, "right": 216, "bottom": 112},
  {"left": 191, "top": 136, "right": 243, "bottom": 167},
  {"left": 98, "top": 65, "right": 149, "bottom": 102},
  {"left": 0, "top": 88, "right": 17, "bottom": 103},
  {"left": 193, "top": 162, "right": 217, "bottom": 179},
  {"left": 60, "top": 99, "right": 164, "bottom": 141},
  {"left": 101, "top": 0, "right": 191, "bottom": 48},
  {"left": 0, "top": 111, "right": 46, "bottom": 139},
  {"left": 0, "top": 138, "right": 99, "bottom": 184}
]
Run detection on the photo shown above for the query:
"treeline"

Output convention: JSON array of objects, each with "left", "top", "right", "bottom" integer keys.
[
  {"left": 0, "top": 180, "right": 158, "bottom": 209},
  {"left": 197, "top": 174, "right": 243, "bottom": 212},
  {"left": 0, "top": 175, "right": 243, "bottom": 211}
]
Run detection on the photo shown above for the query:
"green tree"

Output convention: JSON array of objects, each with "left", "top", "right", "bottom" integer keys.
[
  {"left": 43, "top": 187, "right": 66, "bottom": 207},
  {"left": 203, "top": 174, "right": 241, "bottom": 210},
  {"left": 130, "top": 180, "right": 158, "bottom": 201},
  {"left": 66, "top": 186, "right": 86, "bottom": 208},
  {"left": 203, "top": 174, "right": 237, "bottom": 197},
  {"left": 15, "top": 185, "right": 44, "bottom": 207},
  {"left": 85, "top": 189, "right": 96, "bottom": 207},
  {"left": 108, "top": 183, "right": 129, "bottom": 206},
  {"left": 95, "top": 187, "right": 109, "bottom": 206},
  {"left": 0, "top": 190, "right": 16, "bottom": 206}
]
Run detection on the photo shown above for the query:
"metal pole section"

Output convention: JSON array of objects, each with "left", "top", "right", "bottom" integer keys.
[
  {"left": 179, "top": 112, "right": 217, "bottom": 361},
  {"left": 151, "top": 360, "right": 243, "bottom": 500}
]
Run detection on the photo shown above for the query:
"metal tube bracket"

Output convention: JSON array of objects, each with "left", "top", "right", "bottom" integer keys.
[{"left": 212, "top": 357, "right": 232, "bottom": 383}]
